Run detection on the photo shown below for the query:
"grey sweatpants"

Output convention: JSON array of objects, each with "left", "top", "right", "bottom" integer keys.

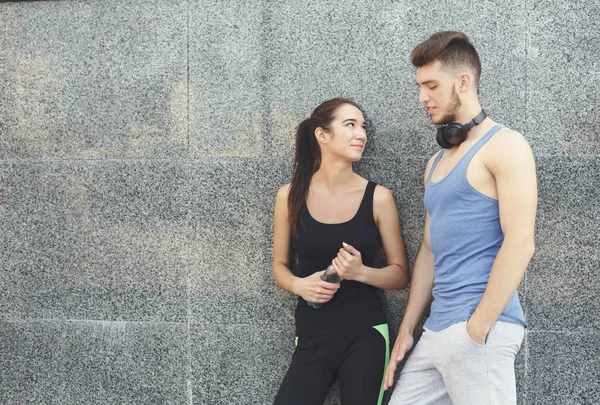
[{"left": 389, "top": 320, "right": 525, "bottom": 405}]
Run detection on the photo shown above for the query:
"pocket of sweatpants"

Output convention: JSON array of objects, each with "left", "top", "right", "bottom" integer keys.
[{"left": 461, "top": 321, "right": 487, "bottom": 348}]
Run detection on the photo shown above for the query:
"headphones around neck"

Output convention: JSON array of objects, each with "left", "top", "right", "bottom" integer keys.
[{"left": 436, "top": 110, "right": 488, "bottom": 149}]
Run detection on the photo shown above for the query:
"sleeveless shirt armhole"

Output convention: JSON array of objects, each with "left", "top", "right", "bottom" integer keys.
[
  {"left": 362, "top": 181, "right": 378, "bottom": 226},
  {"left": 427, "top": 151, "right": 444, "bottom": 184}
]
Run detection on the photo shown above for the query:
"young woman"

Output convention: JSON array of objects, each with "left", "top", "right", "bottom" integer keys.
[{"left": 272, "top": 98, "right": 409, "bottom": 405}]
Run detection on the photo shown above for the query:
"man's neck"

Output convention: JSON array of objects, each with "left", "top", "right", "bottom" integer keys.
[{"left": 454, "top": 101, "right": 483, "bottom": 125}]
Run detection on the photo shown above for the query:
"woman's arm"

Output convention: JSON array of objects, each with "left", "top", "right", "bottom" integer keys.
[
  {"left": 272, "top": 184, "right": 340, "bottom": 304},
  {"left": 332, "top": 185, "right": 409, "bottom": 290}
]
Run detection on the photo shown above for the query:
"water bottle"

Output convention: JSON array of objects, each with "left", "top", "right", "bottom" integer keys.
[{"left": 308, "top": 265, "right": 341, "bottom": 309}]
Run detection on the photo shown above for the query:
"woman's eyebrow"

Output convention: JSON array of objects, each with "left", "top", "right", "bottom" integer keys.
[{"left": 342, "top": 118, "right": 365, "bottom": 125}]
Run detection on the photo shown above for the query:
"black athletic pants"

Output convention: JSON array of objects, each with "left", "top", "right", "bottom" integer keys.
[{"left": 273, "top": 324, "right": 389, "bottom": 405}]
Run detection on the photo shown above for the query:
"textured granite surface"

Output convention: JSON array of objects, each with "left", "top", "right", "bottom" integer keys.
[
  {"left": 526, "top": 254, "right": 599, "bottom": 333},
  {"left": 0, "top": 0, "right": 598, "bottom": 404},
  {"left": 527, "top": 332, "right": 599, "bottom": 405},
  {"left": 535, "top": 156, "right": 599, "bottom": 259},
  {"left": 188, "top": 0, "right": 265, "bottom": 157},
  {"left": 0, "top": 320, "right": 188, "bottom": 404},
  {"left": 191, "top": 324, "right": 293, "bottom": 405},
  {"left": 186, "top": 158, "right": 296, "bottom": 324},
  {"left": 0, "top": 0, "right": 188, "bottom": 159},
  {"left": 526, "top": 157, "right": 600, "bottom": 332},
  {"left": 526, "top": 1, "right": 600, "bottom": 156},
  {"left": 0, "top": 161, "right": 189, "bottom": 322}
]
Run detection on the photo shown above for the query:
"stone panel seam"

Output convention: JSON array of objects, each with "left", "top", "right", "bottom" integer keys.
[
  {"left": 526, "top": 330, "right": 597, "bottom": 334},
  {"left": 187, "top": 277, "right": 193, "bottom": 405},
  {"left": 259, "top": 0, "right": 271, "bottom": 153},
  {"left": 185, "top": 0, "right": 193, "bottom": 392},
  {"left": 524, "top": 0, "right": 530, "bottom": 145},
  {"left": 188, "top": 322, "right": 296, "bottom": 328},
  {"left": 0, "top": 319, "right": 186, "bottom": 325},
  {"left": 186, "top": 0, "right": 190, "bottom": 151},
  {"left": 0, "top": 154, "right": 599, "bottom": 163}
]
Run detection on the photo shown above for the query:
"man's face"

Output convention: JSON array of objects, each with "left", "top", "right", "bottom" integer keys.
[{"left": 416, "top": 60, "right": 461, "bottom": 125}]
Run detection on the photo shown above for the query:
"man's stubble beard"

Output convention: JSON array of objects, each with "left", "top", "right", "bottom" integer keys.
[{"left": 433, "top": 88, "right": 462, "bottom": 125}]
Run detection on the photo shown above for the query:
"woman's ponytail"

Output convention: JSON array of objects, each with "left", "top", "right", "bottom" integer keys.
[
  {"left": 288, "top": 118, "right": 319, "bottom": 236},
  {"left": 287, "top": 97, "right": 360, "bottom": 236}
]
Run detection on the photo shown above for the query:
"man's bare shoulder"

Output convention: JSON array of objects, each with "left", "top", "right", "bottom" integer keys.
[
  {"left": 488, "top": 127, "right": 531, "bottom": 147},
  {"left": 484, "top": 128, "right": 535, "bottom": 170}
]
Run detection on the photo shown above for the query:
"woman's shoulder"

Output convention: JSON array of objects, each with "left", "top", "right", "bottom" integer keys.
[
  {"left": 356, "top": 176, "right": 394, "bottom": 206},
  {"left": 373, "top": 183, "right": 395, "bottom": 206},
  {"left": 276, "top": 183, "right": 292, "bottom": 201}
]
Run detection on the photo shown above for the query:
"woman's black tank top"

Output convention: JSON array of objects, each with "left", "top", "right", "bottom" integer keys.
[{"left": 291, "top": 181, "right": 387, "bottom": 336}]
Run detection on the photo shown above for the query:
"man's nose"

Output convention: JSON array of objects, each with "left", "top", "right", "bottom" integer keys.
[{"left": 418, "top": 88, "right": 428, "bottom": 103}]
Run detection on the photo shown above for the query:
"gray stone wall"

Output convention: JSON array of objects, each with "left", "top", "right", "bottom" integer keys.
[{"left": 0, "top": 0, "right": 597, "bottom": 404}]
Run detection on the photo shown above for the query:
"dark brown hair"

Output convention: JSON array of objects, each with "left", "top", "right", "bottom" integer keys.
[
  {"left": 288, "top": 97, "right": 360, "bottom": 235},
  {"left": 411, "top": 31, "right": 481, "bottom": 88}
]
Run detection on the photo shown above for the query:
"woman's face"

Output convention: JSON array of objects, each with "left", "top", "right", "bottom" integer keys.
[{"left": 321, "top": 104, "right": 367, "bottom": 162}]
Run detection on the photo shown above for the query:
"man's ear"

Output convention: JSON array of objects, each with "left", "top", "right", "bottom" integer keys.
[
  {"left": 458, "top": 72, "right": 472, "bottom": 93},
  {"left": 315, "top": 127, "right": 328, "bottom": 144}
]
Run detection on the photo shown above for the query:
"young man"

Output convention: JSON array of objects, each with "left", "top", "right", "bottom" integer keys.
[{"left": 385, "top": 32, "right": 537, "bottom": 405}]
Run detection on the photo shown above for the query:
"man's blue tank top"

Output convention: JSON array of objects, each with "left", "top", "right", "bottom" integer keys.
[{"left": 423, "top": 125, "right": 527, "bottom": 332}]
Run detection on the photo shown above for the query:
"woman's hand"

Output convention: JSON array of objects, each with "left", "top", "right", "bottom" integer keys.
[
  {"left": 293, "top": 270, "right": 340, "bottom": 304},
  {"left": 331, "top": 242, "right": 364, "bottom": 281}
]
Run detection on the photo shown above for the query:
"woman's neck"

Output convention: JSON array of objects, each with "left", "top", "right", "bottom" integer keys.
[{"left": 312, "top": 159, "right": 356, "bottom": 194}]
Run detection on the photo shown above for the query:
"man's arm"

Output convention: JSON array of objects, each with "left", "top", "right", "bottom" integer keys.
[
  {"left": 384, "top": 155, "right": 438, "bottom": 390},
  {"left": 467, "top": 130, "right": 537, "bottom": 344},
  {"left": 398, "top": 213, "right": 435, "bottom": 336}
]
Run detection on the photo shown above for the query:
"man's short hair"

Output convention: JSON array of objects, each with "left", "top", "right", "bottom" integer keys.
[{"left": 411, "top": 31, "right": 482, "bottom": 88}]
